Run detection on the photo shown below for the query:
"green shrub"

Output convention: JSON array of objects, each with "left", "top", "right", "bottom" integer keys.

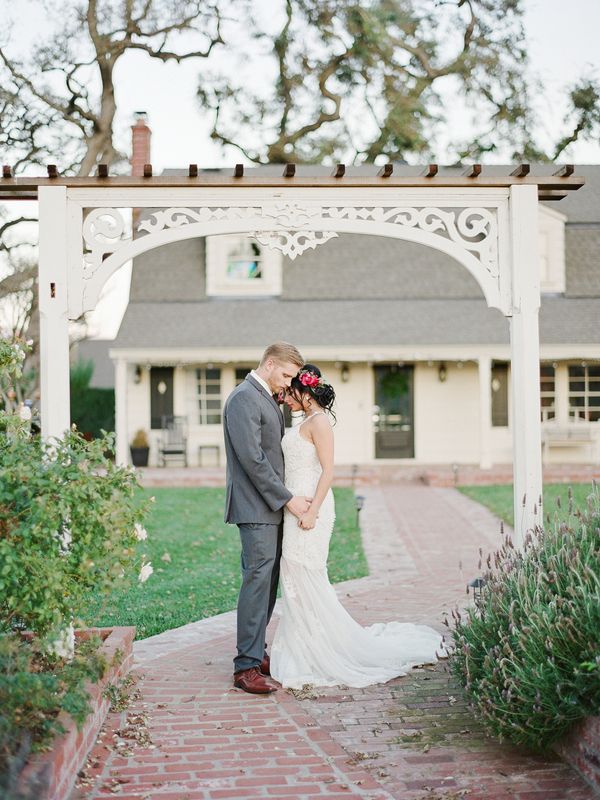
[
  {"left": 0, "top": 632, "right": 107, "bottom": 797},
  {"left": 450, "top": 486, "right": 600, "bottom": 751},
  {"left": 70, "top": 359, "right": 115, "bottom": 438},
  {"left": 0, "top": 429, "right": 152, "bottom": 642}
]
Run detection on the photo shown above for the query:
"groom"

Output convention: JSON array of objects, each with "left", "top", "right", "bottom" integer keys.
[{"left": 223, "top": 342, "right": 311, "bottom": 694}]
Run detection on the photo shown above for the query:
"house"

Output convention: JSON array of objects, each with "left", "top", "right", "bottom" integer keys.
[{"left": 106, "top": 121, "right": 600, "bottom": 468}]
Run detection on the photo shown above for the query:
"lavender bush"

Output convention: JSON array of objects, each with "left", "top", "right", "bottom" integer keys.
[{"left": 450, "top": 487, "right": 600, "bottom": 750}]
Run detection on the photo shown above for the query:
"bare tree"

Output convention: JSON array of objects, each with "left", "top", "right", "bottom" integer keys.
[
  {"left": 0, "top": 0, "right": 225, "bottom": 399},
  {"left": 199, "top": 0, "right": 600, "bottom": 165}
]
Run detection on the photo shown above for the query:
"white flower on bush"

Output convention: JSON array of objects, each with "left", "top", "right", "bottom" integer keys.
[
  {"left": 47, "top": 622, "right": 75, "bottom": 660},
  {"left": 138, "top": 561, "right": 153, "bottom": 583},
  {"left": 134, "top": 522, "right": 148, "bottom": 541}
]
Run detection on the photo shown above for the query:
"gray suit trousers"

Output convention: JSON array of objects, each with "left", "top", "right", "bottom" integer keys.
[{"left": 234, "top": 522, "right": 283, "bottom": 673}]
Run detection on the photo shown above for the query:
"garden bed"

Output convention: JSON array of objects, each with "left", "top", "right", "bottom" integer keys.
[{"left": 21, "top": 626, "right": 135, "bottom": 800}]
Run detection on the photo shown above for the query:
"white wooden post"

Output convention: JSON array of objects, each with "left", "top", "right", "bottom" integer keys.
[
  {"left": 38, "top": 186, "right": 71, "bottom": 442},
  {"left": 478, "top": 356, "right": 492, "bottom": 469},
  {"left": 115, "top": 358, "right": 129, "bottom": 466},
  {"left": 509, "top": 185, "right": 543, "bottom": 545}
]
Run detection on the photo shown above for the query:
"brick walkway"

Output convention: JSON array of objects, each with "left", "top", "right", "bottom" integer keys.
[{"left": 73, "top": 486, "right": 595, "bottom": 800}]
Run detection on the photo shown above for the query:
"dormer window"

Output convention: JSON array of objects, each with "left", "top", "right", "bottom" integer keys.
[
  {"left": 227, "top": 240, "right": 262, "bottom": 280},
  {"left": 206, "top": 234, "right": 282, "bottom": 296}
]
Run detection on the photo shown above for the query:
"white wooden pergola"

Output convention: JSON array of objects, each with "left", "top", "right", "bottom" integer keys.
[{"left": 0, "top": 164, "right": 584, "bottom": 544}]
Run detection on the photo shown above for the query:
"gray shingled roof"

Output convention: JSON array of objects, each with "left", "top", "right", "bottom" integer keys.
[{"left": 112, "top": 297, "right": 600, "bottom": 349}]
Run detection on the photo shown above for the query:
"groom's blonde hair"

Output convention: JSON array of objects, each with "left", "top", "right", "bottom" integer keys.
[{"left": 260, "top": 341, "right": 304, "bottom": 368}]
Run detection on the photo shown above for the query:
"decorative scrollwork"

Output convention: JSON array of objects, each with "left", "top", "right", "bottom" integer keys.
[
  {"left": 321, "top": 206, "right": 498, "bottom": 278},
  {"left": 83, "top": 208, "right": 127, "bottom": 278},
  {"left": 252, "top": 230, "right": 338, "bottom": 260},
  {"left": 136, "top": 202, "right": 498, "bottom": 273}
]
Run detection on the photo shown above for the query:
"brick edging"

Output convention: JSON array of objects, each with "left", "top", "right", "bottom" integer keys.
[
  {"left": 22, "top": 625, "right": 136, "bottom": 800},
  {"left": 554, "top": 716, "right": 600, "bottom": 794}
]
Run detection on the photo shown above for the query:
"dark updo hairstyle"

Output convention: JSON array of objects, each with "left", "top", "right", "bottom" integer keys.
[{"left": 290, "top": 363, "right": 336, "bottom": 422}]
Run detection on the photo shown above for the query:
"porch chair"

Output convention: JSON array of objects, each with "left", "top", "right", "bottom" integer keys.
[{"left": 158, "top": 415, "right": 188, "bottom": 467}]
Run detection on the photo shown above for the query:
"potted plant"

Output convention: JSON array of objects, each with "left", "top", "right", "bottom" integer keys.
[{"left": 130, "top": 429, "right": 150, "bottom": 467}]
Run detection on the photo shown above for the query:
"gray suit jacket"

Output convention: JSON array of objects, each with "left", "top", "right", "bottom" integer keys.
[{"left": 223, "top": 375, "right": 293, "bottom": 524}]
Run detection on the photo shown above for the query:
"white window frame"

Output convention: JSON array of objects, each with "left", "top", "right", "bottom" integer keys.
[
  {"left": 205, "top": 234, "right": 282, "bottom": 297},
  {"left": 538, "top": 205, "right": 566, "bottom": 294},
  {"left": 568, "top": 364, "right": 600, "bottom": 422},
  {"left": 195, "top": 367, "right": 222, "bottom": 425}
]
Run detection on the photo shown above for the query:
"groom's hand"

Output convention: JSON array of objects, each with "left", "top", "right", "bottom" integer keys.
[{"left": 286, "top": 496, "right": 312, "bottom": 518}]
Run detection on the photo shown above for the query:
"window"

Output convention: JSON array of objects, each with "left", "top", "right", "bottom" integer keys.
[
  {"left": 227, "top": 241, "right": 262, "bottom": 280},
  {"left": 235, "top": 367, "right": 250, "bottom": 386},
  {"left": 568, "top": 365, "right": 600, "bottom": 422},
  {"left": 491, "top": 362, "right": 509, "bottom": 427},
  {"left": 540, "top": 364, "right": 556, "bottom": 421},
  {"left": 205, "top": 234, "right": 282, "bottom": 297},
  {"left": 196, "top": 368, "right": 221, "bottom": 424}
]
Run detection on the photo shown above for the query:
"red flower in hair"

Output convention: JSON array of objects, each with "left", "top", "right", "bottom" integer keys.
[{"left": 299, "top": 370, "right": 320, "bottom": 388}]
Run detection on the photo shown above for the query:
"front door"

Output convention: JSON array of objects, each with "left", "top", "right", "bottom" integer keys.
[{"left": 374, "top": 365, "right": 414, "bottom": 458}]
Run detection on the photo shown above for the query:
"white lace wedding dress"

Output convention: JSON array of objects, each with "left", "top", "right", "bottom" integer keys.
[{"left": 270, "top": 413, "right": 445, "bottom": 689}]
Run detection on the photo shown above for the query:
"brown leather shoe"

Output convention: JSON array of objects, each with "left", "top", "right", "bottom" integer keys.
[
  {"left": 233, "top": 667, "right": 277, "bottom": 694},
  {"left": 259, "top": 654, "right": 271, "bottom": 676}
]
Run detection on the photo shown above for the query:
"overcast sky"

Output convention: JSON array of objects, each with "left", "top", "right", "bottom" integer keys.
[{"left": 2, "top": 0, "right": 600, "bottom": 339}]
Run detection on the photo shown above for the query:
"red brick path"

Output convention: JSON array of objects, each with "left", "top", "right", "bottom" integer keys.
[{"left": 72, "top": 487, "right": 595, "bottom": 800}]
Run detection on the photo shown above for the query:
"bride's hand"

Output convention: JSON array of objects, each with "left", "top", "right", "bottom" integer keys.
[{"left": 298, "top": 511, "right": 317, "bottom": 530}]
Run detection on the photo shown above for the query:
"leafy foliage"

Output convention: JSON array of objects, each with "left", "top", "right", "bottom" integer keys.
[
  {"left": 0, "top": 632, "right": 107, "bottom": 796},
  {"left": 0, "top": 429, "right": 152, "bottom": 640},
  {"left": 70, "top": 359, "right": 115, "bottom": 438},
  {"left": 450, "top": 486, "right": 600, "bottom": 750},
  {"left": 200, "top": 0, "right": 600, "bottom": 164}
]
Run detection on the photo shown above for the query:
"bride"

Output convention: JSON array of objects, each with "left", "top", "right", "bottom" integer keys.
[{"left": 270, "top": 363, "right": 445, "bottom": 689}]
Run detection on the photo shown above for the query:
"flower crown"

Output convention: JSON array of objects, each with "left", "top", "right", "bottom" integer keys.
[{"left": 298, "top": 368, "right": 329, "bottom": 389}]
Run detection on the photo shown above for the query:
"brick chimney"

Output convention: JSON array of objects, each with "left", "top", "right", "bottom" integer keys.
[
  {"left": 131, "top": 112, "right": 151, "bottom": 231},
  {"left": 131, "top": 111, "right": 151, "bottom": 176}
]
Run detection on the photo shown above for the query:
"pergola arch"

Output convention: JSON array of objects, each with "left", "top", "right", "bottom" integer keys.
[
  {"left": 81, "top": 206, "right": 506, "bottom": 315},
  {"left": 0, "top": 168, "right": 585, "bottom": 543}
]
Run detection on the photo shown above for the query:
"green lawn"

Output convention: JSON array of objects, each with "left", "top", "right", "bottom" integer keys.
[
  {"left": 459, "top": 483, "right": 597, "bottom": 526},
  {"left": 84, "top": 487, "right": 367, "bottom": 639}
]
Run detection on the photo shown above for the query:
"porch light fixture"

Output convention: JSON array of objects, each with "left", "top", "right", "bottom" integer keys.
[
  {"left": 341, "top": 363, "right": 350, "bottom": 383},
  {"left": 438, "top": 362, "right": 447, "bottom": 383},
  {"left": 134, "top": 364, "right": 142, "bottom": 384}
]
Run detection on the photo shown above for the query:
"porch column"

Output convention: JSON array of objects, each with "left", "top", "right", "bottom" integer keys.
[
  {"left": 478, "top": 356, "right": 492, "bottom": 469},
  {"left": 509, "top": 185, "right": 543, "bottom": 546},
  {"left": 39, "top": 186, "right": 71, "bottom": 443},
  {"left": 115, "top": 358, "right": 129, "bottom": 466},
  {"left": 554, "top": 363, "right": 569, "bottom": 424}
]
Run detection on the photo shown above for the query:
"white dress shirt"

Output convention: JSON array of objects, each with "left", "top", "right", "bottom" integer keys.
[{"left": 250, "top": 369, "right": 273, "bottom": 396}]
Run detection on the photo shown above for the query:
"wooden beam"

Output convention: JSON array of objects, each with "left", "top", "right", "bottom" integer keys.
[
  {"left": 143, "top": 164, "right": 153, "bottom": 178},
  {"left": 378, "top": 163, "right": 393, "bottom": 178},
  {"left": 0, "top": 174, "right": 586, "bottom": 193},
  {"left": 97, "top": 164, "right": 108, "bottom": 178},
  {"left": 2, "top": 165, "right": 12, "bottom": 179},
  {"left": 233, "top": 164, "right": 244, "bottom": 178},
  {"left": 332, "top": 164, "right": 345, "bottom": 178},
  {"left": 553, "top": 164, "right": 574, "bottom": 177},
  {"left": 283, "top": 163, "right": 296, "bottom": 178},
  {"left": 538, "top": 191, "right": 568, "bottom": 201},
  {"left": 423, "top": 164, "right": 438, "bottom": 178},
  {"left": 47, "top": 165, "right": 58, "bottom": 178},
  {"left": 510, "top": 164, "right": 530, "bottom": 178},
  {"left": 464, "top": 164, "right": 482, "bottom": 178},
  {"left": 188, "top": 164, "right": 198, "bottom": 178}
]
